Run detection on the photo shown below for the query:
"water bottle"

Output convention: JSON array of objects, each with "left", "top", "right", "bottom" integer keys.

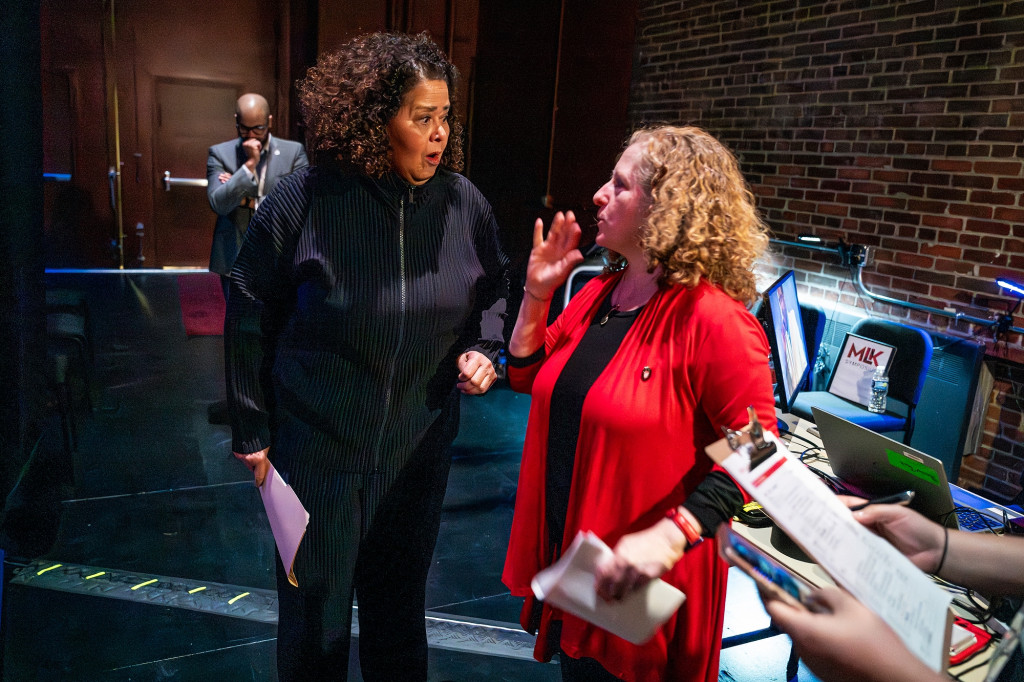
[{"left": 868, "top": 365, "right": 888, "bottom": 413}]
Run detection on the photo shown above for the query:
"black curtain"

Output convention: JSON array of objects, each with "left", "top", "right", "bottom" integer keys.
[{"left": 0, "top": 0, "right": 46, "bottom": 538}]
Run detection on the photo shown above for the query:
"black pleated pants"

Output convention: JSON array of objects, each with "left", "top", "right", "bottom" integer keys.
[{"left": 274, "top": 423, "right": 453, "bottom": 681}]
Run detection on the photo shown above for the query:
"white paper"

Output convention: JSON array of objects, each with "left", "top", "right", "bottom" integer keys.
[
  {"left": 259, "top": 463, "right": 310, "bottom": 587},
  {"left": 531, "top": 531, "right": 686, "bottom": 645},
  {"left": 709, "top": 432, "right": 951, "bottom": 672}
]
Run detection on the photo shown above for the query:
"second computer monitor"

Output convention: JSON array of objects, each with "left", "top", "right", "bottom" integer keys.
[{"left": 762, "top": 270, "right": 810, "bottom": 414}]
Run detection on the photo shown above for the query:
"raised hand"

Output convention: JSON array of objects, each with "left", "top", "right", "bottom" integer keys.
[
  {"left": 242, "top": 138, "right": 263, "bottom": 170},
  {"left": 524, "top": 211, "right": 584, "bottom": 302}
]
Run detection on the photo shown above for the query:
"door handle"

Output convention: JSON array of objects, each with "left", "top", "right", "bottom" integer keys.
[{"left": 163, "top": 171, "right": 208, "bottom": 191}]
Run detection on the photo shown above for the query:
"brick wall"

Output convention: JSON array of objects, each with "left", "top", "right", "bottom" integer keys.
[{"left": 628, "top": 0, "right": 1024, "bottom": 502}]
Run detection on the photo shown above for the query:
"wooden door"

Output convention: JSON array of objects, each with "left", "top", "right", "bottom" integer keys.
[
  {"left": 151, "top": 80, "right": 238, "bottom": 267},
  {"left": 41, "top": 0, "right": 118, "bottom": 267},
  {"left": 41, "top": 0, "right": 288, "bottom": 269}
]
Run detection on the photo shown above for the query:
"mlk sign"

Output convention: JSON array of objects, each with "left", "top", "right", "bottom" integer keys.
[{"left": 827, "top": 333, "right": 896, "bottom": 408}]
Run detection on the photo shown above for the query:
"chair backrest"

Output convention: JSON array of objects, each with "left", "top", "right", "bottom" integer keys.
[
  {"left": 800, "top": 303, "right": 826, "bottom": 390},
  {"left": 562, "top": 264, "right": 605, "bottom": 311},
  {"left": 849, "top": 318, "right": 933, "bottom": 408}
]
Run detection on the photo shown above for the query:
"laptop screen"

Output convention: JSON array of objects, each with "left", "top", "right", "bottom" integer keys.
[{"left": 811, "top": 407, "right": 959, "bottom": 529}]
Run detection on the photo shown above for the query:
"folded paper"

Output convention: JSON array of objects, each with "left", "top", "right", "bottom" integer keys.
[
  {"left": 532, "top": 531, "right": 686, "bottom": 645},
  {"left": 259, "top": 464, "right": 309, "bottom": 587}
]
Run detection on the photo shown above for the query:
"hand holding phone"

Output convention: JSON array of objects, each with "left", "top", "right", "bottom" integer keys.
[{"left": 716, "top": 525, "right": 817, "bottom": 611}]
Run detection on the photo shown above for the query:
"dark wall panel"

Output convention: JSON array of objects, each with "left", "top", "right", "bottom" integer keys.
[{"left": 470, "top": 0, "right": 561, "bottom": 269}]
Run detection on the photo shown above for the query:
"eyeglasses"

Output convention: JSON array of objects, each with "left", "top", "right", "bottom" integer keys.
[{"left": 237, "top": 123, "right": 268, "bottom": 134}]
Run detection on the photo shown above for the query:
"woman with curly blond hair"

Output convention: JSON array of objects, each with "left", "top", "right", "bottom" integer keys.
[
  {"left": 226, "top": 31, "right": 508, "bottom": 681},
  {"left": 502, "top": 125, "right": 775, "bottom": 682}
]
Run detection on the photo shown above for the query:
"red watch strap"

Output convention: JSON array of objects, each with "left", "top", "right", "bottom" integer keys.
[{"left": 666, "top": 507, "right": 704, "bottom": 548}]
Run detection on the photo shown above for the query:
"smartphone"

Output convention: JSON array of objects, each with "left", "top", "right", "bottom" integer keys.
[
  {"left": 716, "top": 525, "right": 816, "bottom": 611},
  {"left": 948, "top": 618, "right": 991, "bottom": 665}
]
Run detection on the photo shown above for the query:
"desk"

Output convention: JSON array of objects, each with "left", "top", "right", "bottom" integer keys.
[{"left": 730, "top": 418, "right": 1001, "bottom": 681}]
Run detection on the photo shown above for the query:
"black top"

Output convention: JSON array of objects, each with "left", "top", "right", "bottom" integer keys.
[
  {"left": 226, "top": 165, "right": 509, "bottom": 478},
  {"left": 510, "top": 293, "right": 744, "bottom": 548}
]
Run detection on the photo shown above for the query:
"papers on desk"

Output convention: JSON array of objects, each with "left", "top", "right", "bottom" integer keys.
[
  {"left": 259, "top": 463, "right": 309, "bottom": 587},
  {"left": 707, "top": 431, "right": 952, "bottom": 673},
  {"left": 531, "top": 531, "right": 686, "bottom": 645}
]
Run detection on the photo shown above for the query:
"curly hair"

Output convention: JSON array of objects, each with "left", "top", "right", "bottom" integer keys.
[
  {"left": 624, "top": 126, "right": 769, "bottom": 305},
  {"left": 296, "top": 32, "right": 464, "bottom": 174}
]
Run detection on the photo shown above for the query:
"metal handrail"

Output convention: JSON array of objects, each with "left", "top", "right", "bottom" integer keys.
[
  {"left": 770, "top": 237, "right": 1024, "bottom": 336},
  {"left": 163, "top": 171, "right": 208, "bottom": 191},
  {"left": 851, "top": 264, "right": 1024, "bottom": 336}
]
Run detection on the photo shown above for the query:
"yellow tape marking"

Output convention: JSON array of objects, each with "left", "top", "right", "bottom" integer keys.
[
  {"left": 188, "top": 586, "right": 207, "bottom": 594},
  {"left": 228, "top": 592, "right": 250, "bottom": 604},
  {"left": 85, "top": 572, "right": 106, "bottom": 580},
  {"left": 36, "top": 564, "right": 62, "bottom": 576},
  {"left": 131, "top": 579, "right": 158, "bottom": 590}
]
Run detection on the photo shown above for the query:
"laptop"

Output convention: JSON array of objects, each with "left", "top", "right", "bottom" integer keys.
[{"left": 811, "top": 407, "right": 1022, "bottom": 531}]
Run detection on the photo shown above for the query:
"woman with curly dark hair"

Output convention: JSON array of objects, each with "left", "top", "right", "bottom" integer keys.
[
  {"left": 226, "top": 32, "right": 508, "bottom": 681},
  {"left": 502, "top": 126, "right": 775, "bottom": 681}
]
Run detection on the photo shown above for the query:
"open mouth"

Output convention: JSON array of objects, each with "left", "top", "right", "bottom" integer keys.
[{"left": 426, "top": 152, "right": 442, "bottom": 165}]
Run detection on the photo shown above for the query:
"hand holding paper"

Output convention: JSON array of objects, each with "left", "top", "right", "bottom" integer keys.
[
  {"left": 764, "top": 585, "right": 944, "bottom": 682},
  {"left": 531, "top": 531, "right": 686, "bottom": 645},
  {"left": 234, "top": 447, "right": 271, "bottom": 487},
  {"left": 260, "top": 463, "right": 310, "bottom": 587},
  {"left": 594, "top": 520, "right": 686, "bottom": 601}
]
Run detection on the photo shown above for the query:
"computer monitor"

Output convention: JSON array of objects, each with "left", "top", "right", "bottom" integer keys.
[{"left": 761, "top": 270, "right": 810, "bottom": 414}]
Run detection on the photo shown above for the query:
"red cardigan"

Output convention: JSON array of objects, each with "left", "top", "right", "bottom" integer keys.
[{"left": 503, "top": 273, "right": 777, "bottom": 682}]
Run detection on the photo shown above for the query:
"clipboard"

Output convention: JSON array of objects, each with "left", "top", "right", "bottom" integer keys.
[{"left": 706, "top": 410, "right": 952, "bottom": 673}]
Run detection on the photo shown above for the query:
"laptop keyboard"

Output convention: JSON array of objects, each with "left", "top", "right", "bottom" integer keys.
[{"left": 955, "top": 507, "right": 999, "bottom": 532}]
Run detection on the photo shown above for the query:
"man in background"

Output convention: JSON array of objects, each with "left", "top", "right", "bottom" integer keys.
[
  {"left": 208, "top": 93, "right": 308, "bottom": 298},
  {"left": 207, "top": 93, "right": 308, "bottom": 424}
]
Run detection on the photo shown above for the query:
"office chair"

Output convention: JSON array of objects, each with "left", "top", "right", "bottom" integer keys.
[
  {"left": 789, "top": 318, "right": 933, "bottom": 444},
  {"left": 44, "top": 289, "right": 95, "bottom": 453},
  {"left": 562, "top": 264, "right": 605, "bottom": 311},
  {"left": 799, "top": 303, "right": 826, "bottom": 392}
]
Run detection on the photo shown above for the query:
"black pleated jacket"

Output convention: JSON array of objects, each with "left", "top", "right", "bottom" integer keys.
[{"left": 225, "top": 165, "right": 509, "bottom": 476}]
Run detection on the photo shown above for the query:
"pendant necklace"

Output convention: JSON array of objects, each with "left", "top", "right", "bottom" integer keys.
[{"left": 599, "top": 305, "right": 619, "bottom": 326}]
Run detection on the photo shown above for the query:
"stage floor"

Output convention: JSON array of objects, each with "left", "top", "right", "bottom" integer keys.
[{"left": 2, "top": 272, "right": 820, "bottom": 681}]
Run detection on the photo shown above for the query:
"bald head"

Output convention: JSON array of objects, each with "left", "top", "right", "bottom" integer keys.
[
  {"left": 236, "top": 93, "right": 270, "bottom": 119},
  {"left": 235, "top": 93, "right": 272, "bottom": 143}
]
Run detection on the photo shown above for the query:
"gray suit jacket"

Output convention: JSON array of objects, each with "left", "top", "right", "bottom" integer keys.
[{"left": 207, "top": 135, "right": 309, "bottom": 275}]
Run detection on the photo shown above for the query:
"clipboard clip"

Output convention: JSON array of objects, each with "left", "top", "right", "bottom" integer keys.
[{"left": 721, "top": 406, "right": 777, "bottom": 469}]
